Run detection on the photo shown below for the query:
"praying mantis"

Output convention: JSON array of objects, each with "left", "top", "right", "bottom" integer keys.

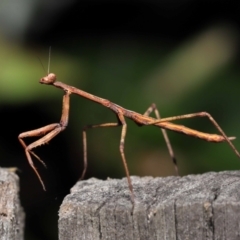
[{"left": 18, "top": 72, "right": 240, "bottom": 203}]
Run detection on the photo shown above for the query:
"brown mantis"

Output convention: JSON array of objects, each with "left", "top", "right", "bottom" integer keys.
[{"left": 19, "top": 72, "right": 240, "bottom": 203}]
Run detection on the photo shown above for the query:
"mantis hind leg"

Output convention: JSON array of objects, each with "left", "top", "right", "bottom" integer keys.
[{"left": 143, "top": 103, "right": 178, "bottom": 175}]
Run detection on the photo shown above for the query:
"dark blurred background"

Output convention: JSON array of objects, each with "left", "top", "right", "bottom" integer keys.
[{"left": 1, "top": 0, "right": 240, "bottom": 239}]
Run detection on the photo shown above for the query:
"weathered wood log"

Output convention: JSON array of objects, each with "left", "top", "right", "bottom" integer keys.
[
  {"left": 59, "top": 171, "right": 240, "bottom": 240},
  {"left": 0, "top": 168, "right": 24, "bottom": 240}
]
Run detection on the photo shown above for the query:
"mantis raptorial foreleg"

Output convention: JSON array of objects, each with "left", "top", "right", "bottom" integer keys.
[{"left": 18, "top": 91, "right": 70, "bottom": 190}]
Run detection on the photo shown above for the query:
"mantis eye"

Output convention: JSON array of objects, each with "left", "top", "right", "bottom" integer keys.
[{"left": 39, "top": 73, "right": 56, "bottom": 84}]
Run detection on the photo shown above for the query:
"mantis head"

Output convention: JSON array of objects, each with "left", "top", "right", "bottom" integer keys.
[{"left": 39, "top": 73, "right": 56, "bottom": 85}]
